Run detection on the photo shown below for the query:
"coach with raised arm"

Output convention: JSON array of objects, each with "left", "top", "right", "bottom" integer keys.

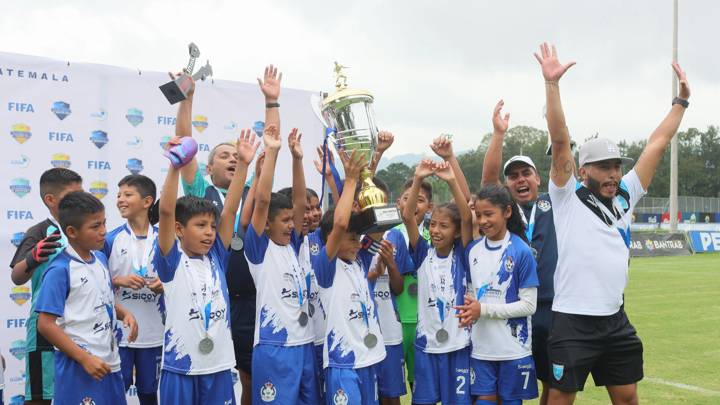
[{"left": 535, "top": 42, "right": 690, "bottom": 405}]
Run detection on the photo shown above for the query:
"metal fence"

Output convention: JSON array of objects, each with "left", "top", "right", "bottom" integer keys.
[{"left": 634, "top": 196, "right": 720, "bottom": 214}]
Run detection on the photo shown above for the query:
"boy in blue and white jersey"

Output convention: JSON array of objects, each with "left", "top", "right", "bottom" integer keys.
[
  {"left": 104, "top": 175, "right": 163, "bottom": 405},
  {"left": 313, "top": 150, "right": 388, "bottom": 405},
  {"left": 458, "top": 185, "right": 540, "bottom": 405},
  {"left": 245, "top": 125, "right": 320, "bottom": 404},
  {"left": 153, "top": 130, "right": 257, "bottom": 404},
  {"left": 35, "top": 191, "right": 138, "bottom": 405}
]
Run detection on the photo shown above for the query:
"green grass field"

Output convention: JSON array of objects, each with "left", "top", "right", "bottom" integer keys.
[{"left": 400, "top": 253, "right": 720, "bottom": 404}]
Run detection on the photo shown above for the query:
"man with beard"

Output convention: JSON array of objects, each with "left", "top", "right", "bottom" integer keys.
[
  {"left": 535, "top": 42, "right": 691, "bottom": 405},
  {"left": 481, "top": 99, "right": 558, "bottom": 405}
]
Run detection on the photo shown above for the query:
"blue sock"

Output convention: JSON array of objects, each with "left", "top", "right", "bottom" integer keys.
[{"left": 138, "top": 392, "right": 158, "bottom": 405}]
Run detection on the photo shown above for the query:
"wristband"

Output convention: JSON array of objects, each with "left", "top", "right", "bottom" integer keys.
[
  {"left": 266, "top": 102, "right": 280, "bottom": 108},
  {"left": 672, "top": 97, "right": 689, "bottom": 108}
]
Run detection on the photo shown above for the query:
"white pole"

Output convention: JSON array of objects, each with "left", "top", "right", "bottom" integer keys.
[{"left": 669, "top": 0, "right": 679, "bottom": 231}]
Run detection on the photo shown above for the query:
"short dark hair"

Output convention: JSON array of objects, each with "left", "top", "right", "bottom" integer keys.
[
  {"left": 175, "top": 196, "right": 217, "bottom": 226},
  {"left": 58, "top": 191, "right": 104, "bottom": 232},
  {"left": 402, "top": 179, "right": 433, "bottom": 202},
  {"left": 306, "top": 188, "right": 319, "bottom": 200},
  {"left": 118, "top": 175, "right": 159, "bottom": 225},
  {"left": 269, "top": 192, "right": 293, "bottom": 221},
  {"left": 39, "top": 168, "right": 82, "bottom": 199}
]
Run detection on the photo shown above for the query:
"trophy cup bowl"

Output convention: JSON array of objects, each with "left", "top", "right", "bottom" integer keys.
[{"left": 320, "top": 68, "right": 402, "bottom": 234}]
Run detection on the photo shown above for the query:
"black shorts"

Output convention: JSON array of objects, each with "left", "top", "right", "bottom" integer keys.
[
  {"left": 548, "top": 308, "right": 643, "bottom": 392},
  {"left": 231, "top": 294, "right": 256, "bottom": 375},
  {"left": 532, "top": 301, "right": 553, "bottom": 382}
]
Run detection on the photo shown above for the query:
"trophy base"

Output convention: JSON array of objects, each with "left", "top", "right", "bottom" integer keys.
[
  {"left": 159, "top": 81, "right": 188, "bottom": 105},
  {"left": 351, "top": 205, "right": 403, "bottom": 235}
]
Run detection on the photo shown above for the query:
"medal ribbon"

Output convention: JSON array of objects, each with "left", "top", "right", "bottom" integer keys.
[{"left": 518, "top": 203, "right": 537, "bottom": 243}]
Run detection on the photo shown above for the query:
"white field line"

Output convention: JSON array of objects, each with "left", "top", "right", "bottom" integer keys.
[{"left": 645, "top": 376, "right": 720, "bottom": 396}]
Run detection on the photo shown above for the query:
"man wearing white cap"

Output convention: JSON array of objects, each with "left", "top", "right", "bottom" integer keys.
[
  {"left": 482, "top": 100, "right": 560, "bottom": 405},
  {"left": 535, "top": 42, "right": 691, "bottom": 405}
]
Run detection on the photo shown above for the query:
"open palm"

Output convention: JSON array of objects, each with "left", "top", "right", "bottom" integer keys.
[{"left": 534, "top": 42, "right": 576, "bottom": 82}]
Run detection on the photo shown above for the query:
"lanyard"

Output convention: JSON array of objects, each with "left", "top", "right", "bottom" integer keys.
[
  {"left": 427, "top": 249, "right": 456, "bottom": 324},
  {"left": 518, "top": 203, "right": 537, "bottom": 243},
  {"left": 590, "top": 195, "right": 631, "bottom": 248},
  {"left": 183, "top": 254, "right": 218, "bottom": 335},
  {"left": 213, "top": 186, "right": 242, "bottom": 236},
  {"left": 282, "top": 245, "right": 306, "bottom": 309},
  {"left": 128, "top": 223, "right": 154, "bottom": 277},
  {"left": 345, "top": 259, "right": 371, "bottom": 330}
]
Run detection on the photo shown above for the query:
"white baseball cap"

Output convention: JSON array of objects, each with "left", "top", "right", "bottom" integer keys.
[
  {"left": 579, "top": 138, "right": 634, "bottom": 167},
  {"left": 503, "top": 155, "right": 537, "bottom": 175}
]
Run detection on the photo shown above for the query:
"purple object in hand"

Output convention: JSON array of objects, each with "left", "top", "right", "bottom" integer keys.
[{"left": 164, "top": 137, "right": 198, "bottom": 168}]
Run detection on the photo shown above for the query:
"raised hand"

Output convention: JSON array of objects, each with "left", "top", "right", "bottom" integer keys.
[
  {"left": 169, "top": 71, "right": 195, "bottom": 97},
  {"left": 254, "top": 151, "right": 266, "bottom": 177},
  {"left": 314, "top": 145, "right": 335, "bottom": 176},
  {"left": 414, "top": 159, "right": 437, "bottom": 179},
  {"left": 672, "top": 62, "right": 691, "bottom": 100},
  {"left": 339, "top": 149, "right": 367, "bottom": 181},
  {"left": 288, "top": 128, "right": 303, "bottom": 159},
  {"left": 533, "top": 42, "right": 576, "bottom": 83},
  {"left": 430, "top": 134, "right": 454, "bottom": 160},
  {"left": 263, "top": 124, "right": 282, "bottom": 150},
  {"left": 236, "top": 128, "right": 260, "bottom": 165},
  {"left": 492, "top": 100, "right": 510, "bottom": 133},
  {"left": 257, "top": 64, "right": 282, "bottom": 102},
  {"left": 376, "top": 131, "right": 395, "bottom": 154},
  {"left": 433, "top": 161, "right": 455, "bottom": 182}
]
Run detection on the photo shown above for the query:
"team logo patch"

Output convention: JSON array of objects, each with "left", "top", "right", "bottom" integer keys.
[
  {"left": 310, "top": 243, "right": 320, "bottom": 255},
  {"left": 51, "top": 101, "right": 71, "bottom": 120},
  {"left": 504, "top": 256, "right": 515, "bottom": 273},
  {"left": 90, "top": 130, "right": 109, "bottom": 149},
  {"left": 333, "top": 389, "right": 349, "bottom": 405},
  {"left": 260, "top": 381, "right": 277, "bottom": 402},
  {"left": 552, "top": 363, "right": 564, "bottom": 381},
  {"left": 10, "top": 154, "right": 30, "bottom": 168},
  {"left": 126, "top": 108, "right": 144, "bottom": 127},
  {"left": 537, "top": 199, "right": 551, "bottom": 212},
  {"left": 10, "top": 286, "right": 31, "bottom": 305},
  {"left": 126, "top": 158, "right": 144, "bottom": 174},
  {"left": 192, "top": 115, "right": 209, "bottom": 132},
  {"left": 80, "top": 397, "right": 96, "bottom": 405},
  {"left": 10, "top": 178, "right": 31, "bottom": 198},
  {"left": 51, "top": 153, "right": 72, "bottom": 168},
  {"left": 10, "top": 123, "right": 32, "bottom": 144}
]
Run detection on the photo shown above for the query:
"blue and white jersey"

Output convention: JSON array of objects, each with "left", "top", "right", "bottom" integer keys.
[
  {"left": 412, "top": 237, "right": 471, "bottom": 354},
  {"left": 245, "top": 224, "right": 315, "bottom": 347},
  {"left": 466, "top": 232, "right": 539, "bottom": 361},
  {"left": 315, "top": 247, "right": 386, "bottom": 369},
  {"left": 369, "top": 229, "right": 415, "bottom": 345},
  {"left": 300, "top": 235, "right": 327, "bottom": 346},
  {"left": 104, "top": 223, "right": 165, "bottom": 348},
  {"left": 35, "top": 245, "right": 121, "bottom": 372},
  {"left": 153, "top": 237, "right": 234, "bottom": 375}
]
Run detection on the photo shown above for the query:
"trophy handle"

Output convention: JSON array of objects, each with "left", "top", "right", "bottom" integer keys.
[
  {"left": 310, "top": 93, "right": 331, "bottom": 128},
  {"left": 191, "top": 61, "right": 213, "bottom": 81}
]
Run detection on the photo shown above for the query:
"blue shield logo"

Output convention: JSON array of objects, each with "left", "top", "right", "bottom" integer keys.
[
  {"left": 126, "top": 108, "right": 144, "bottom": 127},
  {"left": 126, "top": 158, "right": 144, "bottom": 175},
  {"left": 552, "top": 363, "right": 564, "bottom": 381},
  {"left": 51, "top": 101, "right": 71, "bottom": 120},
  {"left": 90, "top": 130, "right": 109, "bottom": 149}
]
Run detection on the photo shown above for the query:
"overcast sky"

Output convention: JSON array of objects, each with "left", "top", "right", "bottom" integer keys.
[{"left": 1, "top": 0, "right": 717, "bottom": 157}]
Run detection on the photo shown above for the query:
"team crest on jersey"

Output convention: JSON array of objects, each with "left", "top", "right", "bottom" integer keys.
[
  {"left": 333, "top": 389, "right": 349, "bottom": 405},
  {"left": 537, "top": 199, "right": 551, "bottom": 212},
  {"left": 504, "top": 256, "right": 515, "bottom": 273},
  {"left": 310, "top": 242, "right": 320, "bottom": 255},
  {"left": 552, "top": 363, "right": 564, "bottom": 381},
  {"left": 80, "top": 397, "right": 96, "bottom": 405},
  {"left": 260, "top": 381, "right": 277, "bottom": 402}
]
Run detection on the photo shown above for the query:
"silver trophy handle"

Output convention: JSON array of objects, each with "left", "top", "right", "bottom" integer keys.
[
  {"left": 185, "top": 43, "right": 200, "bottom": 75},
  {"left": 191, "top": 61, "right": 213, "bottom": 81}
]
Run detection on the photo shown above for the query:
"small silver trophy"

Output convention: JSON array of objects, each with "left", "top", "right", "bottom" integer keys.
[
  {"left": 159, "top": 43, "right": 213, "bottom": 105},
  {"left": 314, "top": 62, "right": 402, "bottom": 234}
]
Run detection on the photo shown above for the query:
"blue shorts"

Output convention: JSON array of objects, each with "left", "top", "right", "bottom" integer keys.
[
  {"left": 470, "top": 356, "right": 538, "bottom": 401},
  {"left": 325, "top": 365, "right": 379, "bottom": 405},
  {"left": 252, "top": 343, "right": 320, "bottom": 404},
  {"left": 53, "top": 352, "right": 126, "bottom": 405},
  {"left": 412, "top": 347, "right": 471, "bottom": 405},
  {"left": 119, "top": 346, "right": 162, "bottom": 393},
  {"left": 159, "top": 369, "right": 235, "bottom": 404},
  {"left": 377, "top": 344, "right": 407, "bottom": 398},
  {"left": 315, "top": 344, "right": 325, "bottom": 398}
]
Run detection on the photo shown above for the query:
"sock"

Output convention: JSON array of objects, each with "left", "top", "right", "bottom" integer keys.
[{"left": 138, "top": 392, "right": 158, "bottom": 405}]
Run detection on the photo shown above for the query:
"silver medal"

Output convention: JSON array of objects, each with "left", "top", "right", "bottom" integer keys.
[
  {"left": 435, "top": 328, "right": 449, "bottom": 343},
  {"left": 231, "top": 236, "right": 244, "bottom": 251},
  {"left": 308, "top": 303, "right": 316, "bottom": 317},
  {"left": 198, "top": 337, "right": 214, "bottom": 354},
  {"left": 299, "top": 311, "right": 309, "bottom": 326},
  {"left": 363, "top": 333, "right": 378, "bottom": 348}
]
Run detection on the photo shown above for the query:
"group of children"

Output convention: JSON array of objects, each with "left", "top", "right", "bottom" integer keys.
[{"left": 9, "top": 65, "right": 541, "bottom": 405}]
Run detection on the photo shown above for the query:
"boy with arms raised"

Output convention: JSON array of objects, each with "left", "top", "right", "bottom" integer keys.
[
  {"left": 9, "top": 168, "right": 82, "bottom": 405},
  {"left": 35, "top": 191, "right": 138, "bottom": 404},
  {"left": 154, "top": 130, "right": 257, "bottom": 403}
]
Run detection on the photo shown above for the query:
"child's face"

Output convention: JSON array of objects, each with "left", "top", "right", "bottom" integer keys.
[
  {"left": 337, "top": 232, "right": 361, "bottom": 261},
  {"left": 67, "top": 211, "right": 107, "bottom": 252},
  {"left": 116, "top": 185, "right": 151, "bottom": 220},
  {"left": 267, "top": 208, "right": 295, "bottom": 246},
  {"left": 308, "top": 196, "right": 321, "bottom": 231},
  {"left": 429, "top": 209, "right": 458, "bottom": 251},
  {"left": 398, "top": 188, "right": 432, "bottom": 225},
  {"left": 302, "top": 199, "right": 313, "bottom": 235},
  {"left": 474, "top": 199, "right": 511, "bottom": 241},
  {"left": 176, "top": 213, "right": 217, "bottom": 256}
]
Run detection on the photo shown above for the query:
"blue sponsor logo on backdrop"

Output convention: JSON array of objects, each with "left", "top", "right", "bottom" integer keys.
[
  {"left": 10, "top": 123, "right": 32, "bottom": 144},
  {"left": 87, "top": 160, "right": 111, "bottom": 170},
  {"left": 11, "top": 231, "right": 25, "bottom": 247},
  {"left": 10, "top": 154, "right": 30, "bottom": 168},
  {"left": 10, "top": 339, "right": 26, "bottom": 360},
  {"left": 127, "top": 136, "right": 142, "bottom": 148},
  {"left": 51, "top": 153, "right": 72, "bottom": 168},
  {"left": 7, "top": 210, "right": 33, "bottom": 220},
  {"left": 126, "top": 158, "right": 144, "bottom": 174},
  {"left": 8, "top": 102, "right": 34, "bottom": 112},
  {"left": 10, "top": 178, "right": 31, "bottom": 197},
  {"left": 49, "top": 131, "right": 74, "bottom": 142},
  {"left": 91, "top": 108, "right": 108, "bottom": 121},
  {"left": 51, "top": 101, "right": 71, "bottom": 120},
  {"left": 90, "top": 181, "right": 108, "bottom": 200},
  {"left": 7, "top": 318, "right": 26, "bottom": 328},
  {"left": 90, "top": 130, "right": 109, "bottom": 148},
  {"left": 225, "top": 121, "right": 238, "bottom": 131},
  {"left": 126, "top": 108, "right": 144, "bottom": 127}
]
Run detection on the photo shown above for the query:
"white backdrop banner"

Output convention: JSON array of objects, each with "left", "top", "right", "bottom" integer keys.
[{"left": 0, "top": 51, "right": 324, "bottom": 403}]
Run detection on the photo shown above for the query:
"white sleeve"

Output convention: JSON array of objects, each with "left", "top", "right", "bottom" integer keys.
[
  {"left": 548, "top": 175, "right": 578, "bottom": 211},
  {"left": 480, "top": 288, "right": 537, "bottom": 320},
  {"left": 622, "top": 169, "right": 647, "bottom": 210}
]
